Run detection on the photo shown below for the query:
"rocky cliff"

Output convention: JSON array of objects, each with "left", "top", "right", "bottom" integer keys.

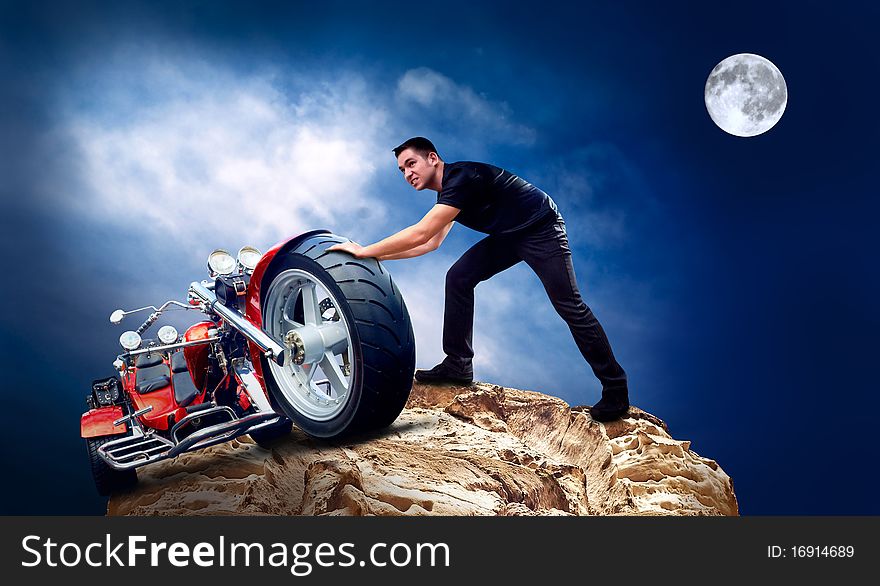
[{"left": 108, "top": 382, "right": 738, "bottom": 516}]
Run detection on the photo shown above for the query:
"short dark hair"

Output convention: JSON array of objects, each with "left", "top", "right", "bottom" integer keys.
[{"left": 393, "top": 137, "right": 441, "bottom": 160}]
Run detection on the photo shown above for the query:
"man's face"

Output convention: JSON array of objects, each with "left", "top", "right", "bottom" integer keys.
[{"left": 396, "top": 148, "right": 440, "bottom": 191}]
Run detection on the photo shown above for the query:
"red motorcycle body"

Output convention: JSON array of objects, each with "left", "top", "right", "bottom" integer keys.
[
  {"left": 80, "top": 407, "right": 127, "bottom": 438},
  {"left": 79, "top": 233, "right": 323, "bottom": 442},
  {"left": 81, "top": 227, "right": 413, "bottom": 496}
]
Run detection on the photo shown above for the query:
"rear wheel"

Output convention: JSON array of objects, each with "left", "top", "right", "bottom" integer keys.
[
  {"left": 86, "top": 436, "right": 137, "bottom": 496},
  {"left": 260, "top": 232, "right": 415, "bottom": 438}
]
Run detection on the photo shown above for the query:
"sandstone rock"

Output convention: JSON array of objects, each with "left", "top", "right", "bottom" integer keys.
[{"left": 108, "top": 382, "right": 738, "bottom": 516}]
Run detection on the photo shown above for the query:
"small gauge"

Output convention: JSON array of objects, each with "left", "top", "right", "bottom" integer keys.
[
  {"left": 119, "top": 330, "right": 142, "bottom": 351},
  {"left": 157, "top": 325, "right": 179, "bottom": 345}
]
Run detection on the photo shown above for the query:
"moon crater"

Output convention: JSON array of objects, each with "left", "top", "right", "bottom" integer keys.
[{"left": 705, "top": 53, "right": 787, "bottom": 137}]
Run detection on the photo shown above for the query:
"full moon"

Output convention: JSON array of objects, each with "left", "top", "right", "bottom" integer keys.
[{"left": 704, "top": 53, "right": 787, "bottom": 137}]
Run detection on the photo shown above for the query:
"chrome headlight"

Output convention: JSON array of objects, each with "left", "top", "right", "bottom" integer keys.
[
  {"left": 238, "top": 245, "right": 262, "bottom": 273},
  {"left": 207, "top": 249, "right": 236, "bottom": 276},
  {"left": 119, "top": 330, "right": 142, "bottom": 351},
  {"left": 157, "top": 325, "right": 179, "bottom": 345}
]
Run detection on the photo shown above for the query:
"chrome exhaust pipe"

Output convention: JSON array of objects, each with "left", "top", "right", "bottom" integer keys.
[{"left": 189, "top": 281, "right": 287, "bottom": 366}]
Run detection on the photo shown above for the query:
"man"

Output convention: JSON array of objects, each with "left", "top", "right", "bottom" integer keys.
[{"left": 327, "top": 137, "right": 629, "bottom": 422}]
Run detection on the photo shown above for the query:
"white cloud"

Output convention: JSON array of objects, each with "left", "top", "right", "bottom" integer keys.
[
  {"left": 66, "top": 61, "right": 391, "bottom": 254},
  {"left": 526, "top": 142, "right": 659, "bottom": 250},
  {"left": 396, "top": 67, "right": 536, "bottom": 146}
]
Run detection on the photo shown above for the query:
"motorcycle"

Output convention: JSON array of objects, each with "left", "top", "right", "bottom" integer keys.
[{"left": 80, "top": 230, "right": 416, "bottom": 495}]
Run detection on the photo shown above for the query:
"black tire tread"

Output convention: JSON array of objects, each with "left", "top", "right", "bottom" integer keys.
[
  {"left": 86, "top": 436, "right": 137, "bottom": 496},
  {"left": 249, "top": 420, "right": 293, "bottom": 448},
  {"left": 263, "top": 233, "right": 415, "bottom": 436}
]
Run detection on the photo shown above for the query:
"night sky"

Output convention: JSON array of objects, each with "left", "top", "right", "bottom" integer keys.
[{"left": 1, "top": 1, "right": 878, "bottom": 515}]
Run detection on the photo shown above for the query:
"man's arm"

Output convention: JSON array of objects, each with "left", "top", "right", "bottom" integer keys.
[
  {"left": 377, "top": 221, "right": 454, "bottom": 260},
  {"left": 328, "top": 204, "right": 460, "bottom": 259}
]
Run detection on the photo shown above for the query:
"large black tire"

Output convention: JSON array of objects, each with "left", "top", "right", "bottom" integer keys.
[
  {"left": 260, "top": 232, "right": 415, "bottom": 438},
  {"left": 86, "top": 436, "right": 137, "bottom": 496}
]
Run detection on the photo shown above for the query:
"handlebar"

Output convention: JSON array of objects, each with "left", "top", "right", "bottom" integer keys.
[
  {"left": 135, "top": 312, "right": 161, "bottom": 335},
  {"left": 111, "top": 299, "right": 202, "bottom": 333}
]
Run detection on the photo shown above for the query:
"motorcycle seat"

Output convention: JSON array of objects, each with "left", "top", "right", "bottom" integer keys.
[
  {"left": 170, "top": 351, "right": 189, "bottom": 373},
  {"left": 136, "top": 362, "right": 170, "bottom": 394},
  {"left": 170, "top": 350, "right": 198, "bottom": 407},
  {"left": 136, "top": 374, "right": 170, "bottom": 394},
  {"left": 172, "top": 371, "right": 198, "bottom": 407}
]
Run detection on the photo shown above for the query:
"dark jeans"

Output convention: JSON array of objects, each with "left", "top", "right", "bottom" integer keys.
[{"left": 441, "top": 214, "right": 628, "bottom": 391}]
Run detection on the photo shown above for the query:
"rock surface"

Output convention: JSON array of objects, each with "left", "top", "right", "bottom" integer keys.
[{"left": 108, "top": 382, "right": 738, "bottom": 516}]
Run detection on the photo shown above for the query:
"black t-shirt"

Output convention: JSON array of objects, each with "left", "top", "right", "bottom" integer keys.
[{"left": 436, "top": 161, "right": 560, "bottom": 234}]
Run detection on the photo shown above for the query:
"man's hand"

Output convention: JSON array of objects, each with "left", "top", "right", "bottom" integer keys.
[{"left": 327, "top": 241, "right": 364, "bottom": 257}]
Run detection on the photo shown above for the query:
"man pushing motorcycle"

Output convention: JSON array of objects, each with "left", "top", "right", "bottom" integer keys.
[{"left": 328, "top": 137, "right": 630, "bottom": 422}]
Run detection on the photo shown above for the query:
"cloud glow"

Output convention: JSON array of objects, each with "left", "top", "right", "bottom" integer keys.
[
  {"left": 396, "top": 67, "right": 537, "bottom": 146},
  {"left": 67, "top": 62, "right": 389, "bottom": 252}
]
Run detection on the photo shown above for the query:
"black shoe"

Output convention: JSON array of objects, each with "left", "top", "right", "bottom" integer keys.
[
  {"left": 589, "top": 387, "right": 630, "bottom": 422},
  {"left": 414, "top": 363, "right": 473, "bottom": 385}
]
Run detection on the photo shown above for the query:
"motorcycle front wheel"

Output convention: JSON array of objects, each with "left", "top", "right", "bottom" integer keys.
[{"left": 260, "top": 232, "right": 415, "bottom": 438}]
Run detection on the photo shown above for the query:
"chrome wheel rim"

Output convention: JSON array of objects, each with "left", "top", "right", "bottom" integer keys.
[{"left": 263, "top": 268, "right": 354, "bottom": 421}]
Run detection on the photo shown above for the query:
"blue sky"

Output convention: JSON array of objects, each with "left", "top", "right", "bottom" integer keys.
[{"left": 1, "top": 0, "right": 878, "bottom": 514}]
